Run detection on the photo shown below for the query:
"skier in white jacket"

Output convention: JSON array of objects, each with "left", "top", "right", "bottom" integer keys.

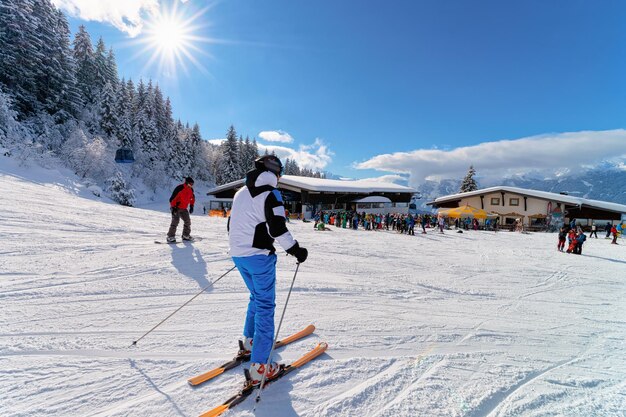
[{"left": 228, "top": 155, "right": 308, "bottom": 385}]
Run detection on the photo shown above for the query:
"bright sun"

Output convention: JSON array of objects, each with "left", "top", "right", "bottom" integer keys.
[
  {"left": 133, "top": 3, "right": 213, "bottom": 77},
  {"left": 151, "top": 16, "right": 186, "bottom": 54}
]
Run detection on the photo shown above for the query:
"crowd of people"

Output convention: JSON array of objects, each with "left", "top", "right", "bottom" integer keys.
[
  {"left": 310, "top": 210, "right": 624, "bottom": 249},
  {"left": 313, "top": 211, "right": 437, "bottom": 234},
  {"left": 312, "top": 211, "right": 502, "bottom": 235}
]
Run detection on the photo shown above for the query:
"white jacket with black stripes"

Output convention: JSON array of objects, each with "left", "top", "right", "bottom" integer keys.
[{"left": 228, "top": 169, "right": 297, "bottom": 257}]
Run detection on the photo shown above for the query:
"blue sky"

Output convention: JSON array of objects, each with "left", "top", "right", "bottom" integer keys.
[{"left": 57, "top": 0, "right": 626, "bottom": 183}]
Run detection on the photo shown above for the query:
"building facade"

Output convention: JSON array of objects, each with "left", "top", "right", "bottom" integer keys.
[
  {"left": 206, "top": 175, "right": 417, "bottom": 219},
  {"left": 428, "top": 186, "right": 626, "bottom": 229}
]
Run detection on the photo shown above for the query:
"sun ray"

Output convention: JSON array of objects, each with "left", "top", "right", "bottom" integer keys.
[{"left": 127, "top": 2, "right": 219, "bottom": 79}]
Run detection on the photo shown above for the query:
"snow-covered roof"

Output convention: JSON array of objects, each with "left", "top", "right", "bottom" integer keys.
[
  {"left": 206, "top": 179, "right": 245, "bottom": 196},
  {"left": 352, "top": 196, "right": 392, "bottom": 203},
  {"left": 280, "top": 175, "right": 416, "bottom": 193},
  {"left": 207, "top": 175, "right": 416, "bottom": 195},
  {"left": 430, "top": 186, "right": 626, "bottom": 214}
]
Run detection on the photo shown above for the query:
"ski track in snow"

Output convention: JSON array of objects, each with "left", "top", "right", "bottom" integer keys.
[{"left": 1, "top": 167, "right": 626, "bottom": 417}]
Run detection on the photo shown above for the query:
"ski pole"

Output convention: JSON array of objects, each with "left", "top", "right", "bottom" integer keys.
[
  {"left": 254, "top": 262, "right": 301, "bottom": 406},
  {"left": 130, "top": 265, "right": 237, "bottom": 347}
]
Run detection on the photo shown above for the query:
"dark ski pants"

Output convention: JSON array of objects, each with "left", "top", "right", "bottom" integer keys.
[
  {"left": 167, "top": 208, "right": 191, "bottom": 238},
  {"left": 574, "top": 243, "right": 583, "bottom": 255},
  {"left": 590, "top": 231, "right": 598, "bottom": 238},
  {"left": 233, "top": 254, "right": 277, "bottom": 364},
  {"left": 558, "top": 238, "right": 565, "bottom": 251}
]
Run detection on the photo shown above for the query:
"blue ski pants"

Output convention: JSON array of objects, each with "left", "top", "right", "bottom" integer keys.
[{"left": 232, "top": 254, "right": 277, "bottom": 364}]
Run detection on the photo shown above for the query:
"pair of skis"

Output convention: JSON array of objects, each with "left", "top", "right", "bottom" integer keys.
[
  {"left": 199, "top": 342, "right": 328, "bottom": 417},
  {"left": 189, "top": 324, "right": 327, "bottom": 417},
  {"left": 155, "top": 236, "right": 204, "bottom": 244},
  {"left": 188, "top": 324, "right": 316, "bottom": 386}
]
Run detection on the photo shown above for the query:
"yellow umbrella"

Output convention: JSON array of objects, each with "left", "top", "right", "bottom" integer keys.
[{"left": 445, "top": 204, "right": 488, "bottom": 219}]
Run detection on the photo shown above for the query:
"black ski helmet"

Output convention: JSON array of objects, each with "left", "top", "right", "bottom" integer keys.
[
  {"left": 254, "top": 155, "right": 283, "bottom": 176},
  {"left": 185, "top": 176, "right": 194, "bottom": 185}
]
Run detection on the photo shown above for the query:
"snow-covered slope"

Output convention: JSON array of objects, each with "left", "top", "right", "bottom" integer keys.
[{"left": 1, "top": 161, "right": 625, "bottom": 417}]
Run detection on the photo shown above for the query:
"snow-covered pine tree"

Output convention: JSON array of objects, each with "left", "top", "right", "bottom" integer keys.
[
  {"left": 236, "top": 135, "right": 247, "bottom": 178},
  {"left": 251, "top": 138, "right": 259, "bottom": 160},
  {"left": 163, "top": 98, "right": 184, "bottom": 177},
  {"left": 72, "top": 25, "right": 96, "bottom": 105},
  {"left": 52, "top": 8, "right": 83, "bottom": 120},
  {"left": 126, "top": 79, "right": 135, "bottom": 107},
  {"left": 107, "top": 171, "right": 136, "bottom": 206},
  {"left": 241, "top": 136, "right": 254, "bottom": 172},
  {"left": 284, "top": 158, "right": 301, "bottom": 176},
  {"left": 189, "top": 123, "right": 202, "bottom": 168},
  {"left": 217, "top": 125, "right": 241, "bottom": 184},
  {"left": 134, "top": 109, "right": 159, "bottom": 166},
  {"left": 32, "top": 0, "right": 78, "bottom": 121},
  {"left": 152, "top": 84, "right": 167, "bottom": 138},
  {"left": 460, "top": 165, "right": 478, "bottom": 192},
  {"left": 0, "top": 0, "right": 43, "bottom": 116},
  {"left": 93, "top": 38, "right": 109, "bottom": 97},
  {"left": 0, "top": 86, "right": 23, "bottom": 148},
  {"left": 99, "top": 82, "right": 118, "bottom": 141},
  {"left": 134, "top": 79, "right": 146, "bottom": 116},
  {"left": 171, "top": 122, "right": 190, "bottom": 178},
  {"left": 105, "top": 48, "right": 118, "bottom": 88},
  {"left": 114, "top": 79, "right": 133, "bottom": 150}
]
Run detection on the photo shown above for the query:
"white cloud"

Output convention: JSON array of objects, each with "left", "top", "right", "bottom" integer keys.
[
  {"left": 356, "top": 130, "right": 626, "bottom": 187},
  {"left": 258, "top": 130, "right": 294, "bottom": 143},
  {"left": 52, "top": 0, "right": 162, "bottom": 37},
  {"left": 355, "top": 174, "right": 408, "bottom": 184},
  {"left": 207, "top": 138, "right": 225, "bottom": 146},
  {"left": 258, "top": 138, "right": 333, "bottom": 171}
]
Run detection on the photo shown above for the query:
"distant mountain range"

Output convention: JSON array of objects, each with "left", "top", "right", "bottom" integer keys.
[{"left": 412, "top": 165, "right": 626, "bottom": 211}]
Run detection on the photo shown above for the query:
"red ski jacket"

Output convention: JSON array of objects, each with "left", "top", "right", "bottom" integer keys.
[{"left": 169, "top": 183, "right": 195, "bottom": 209}]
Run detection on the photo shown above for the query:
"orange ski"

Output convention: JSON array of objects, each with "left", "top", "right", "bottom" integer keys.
[{"left": 188, "top": 324, "right": 315, "bottom": 386}]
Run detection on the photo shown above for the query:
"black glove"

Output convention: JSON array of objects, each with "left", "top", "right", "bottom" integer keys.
[
  {"left": 189, "top": 205, "right": 194, "bottom": 214},
  {"left": 286, "top": 242, "right": 308, "bottom": 263},
  {"left": 170, "top": 206, "right": 178, "bottom": 215}
]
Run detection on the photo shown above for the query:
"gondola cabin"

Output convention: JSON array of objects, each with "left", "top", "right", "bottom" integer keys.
[{"left": 115, "top": 148, "right": 135, "bottom": 163}]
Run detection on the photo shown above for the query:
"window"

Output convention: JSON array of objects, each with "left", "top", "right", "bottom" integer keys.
[
  {"left": 209, "top": 201, "right": 232, "bottom": 210},
  {"left": 490, "top": 197, "right": 500, "bottom": 205},
  {"left": 509, "top": 198, "right": 520, "bottom": 206}
]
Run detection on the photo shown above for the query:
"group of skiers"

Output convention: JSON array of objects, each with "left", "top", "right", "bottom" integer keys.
[
  {"left": 558, "top": 225, "right": 587, "bottom": 254},
  {"left": 165, "top": 155, "right": 308, "bottom": 385},
  {"left": 557, "top": 220, "right": 622, "bottom": 254}
]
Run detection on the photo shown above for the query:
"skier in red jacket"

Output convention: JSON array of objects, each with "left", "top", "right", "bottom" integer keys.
[{"left": 166, "top": 177, "right": 196, "bottom": 242}]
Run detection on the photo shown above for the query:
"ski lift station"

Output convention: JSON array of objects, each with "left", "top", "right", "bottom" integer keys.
[{"left": 206, "top": 175, "right": 417, "bottom": 219}]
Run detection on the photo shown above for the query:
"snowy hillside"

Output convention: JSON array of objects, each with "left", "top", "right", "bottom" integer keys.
[{"left": 1, "top": 162, "right": 625, "bottom": 417}]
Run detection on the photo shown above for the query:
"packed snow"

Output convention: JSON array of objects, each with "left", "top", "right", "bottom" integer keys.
[{"left": 1, "top": 161, "right": 625, "bottom": 417}]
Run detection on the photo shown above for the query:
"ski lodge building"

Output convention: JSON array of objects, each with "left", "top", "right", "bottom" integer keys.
[
  {"left": 428, "top": 186, "right": 626, "bottom": 229},
  {"left": 206, "top": 175, "right": 417, "bottom": 219}
]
